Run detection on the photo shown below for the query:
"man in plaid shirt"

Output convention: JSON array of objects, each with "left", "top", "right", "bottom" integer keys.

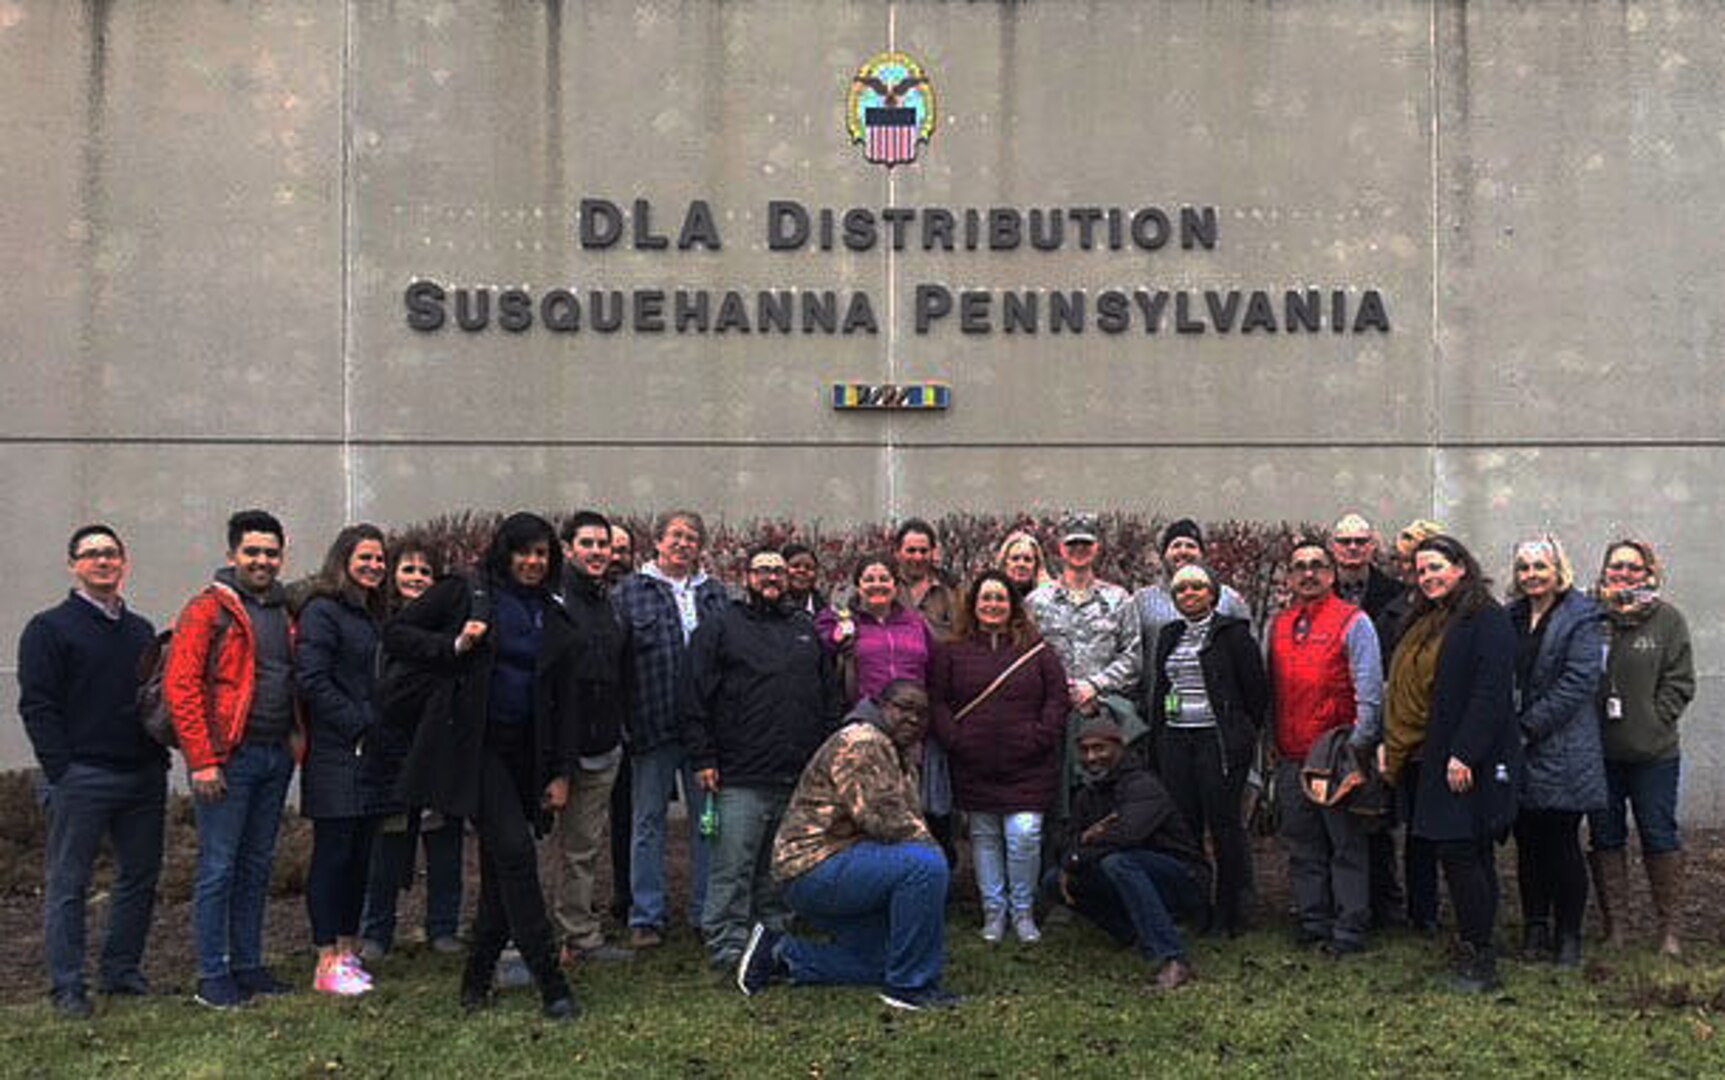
[{"left": 612, "top": 510, "right": 730, "bottom": 948}]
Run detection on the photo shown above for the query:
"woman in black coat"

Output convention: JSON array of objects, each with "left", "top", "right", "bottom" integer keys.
[
  {"left": 386, "top": 513, "right": 581, "bottom": 1020},
  {"left": 1147, "top": 564, "right": 1267, "bottom": 936},
  {"left": 298, "top": 524, "right": 390, "bottom": 995},
  {"left": 1386, "top": 535, "right": 1518, "bottom": 993},
  {"left": 358, "top": 536, "right": 466, "bottom": 957}
]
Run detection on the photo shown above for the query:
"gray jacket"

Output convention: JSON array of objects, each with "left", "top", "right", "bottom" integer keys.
[{"left": 1512, "top": 589, "right": 1607, "bottom": 813}]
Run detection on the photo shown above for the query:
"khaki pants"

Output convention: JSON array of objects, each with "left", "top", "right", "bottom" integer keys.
[{"left": 552, "top": 761, "right": 621, "bottom": 950}]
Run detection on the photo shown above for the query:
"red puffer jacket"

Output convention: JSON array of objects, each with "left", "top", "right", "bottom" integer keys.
[{"left": 165, "top": 583, "right": 300, "bottom": 771}]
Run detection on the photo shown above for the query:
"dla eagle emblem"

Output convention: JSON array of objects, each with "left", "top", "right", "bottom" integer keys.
[{"left": 847, "top": 52, "right": 936, "bottom": 168}]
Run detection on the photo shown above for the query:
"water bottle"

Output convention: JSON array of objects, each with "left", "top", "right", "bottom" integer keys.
[{"left": 699, "top": 793, "right": 719, "bottom": 840}]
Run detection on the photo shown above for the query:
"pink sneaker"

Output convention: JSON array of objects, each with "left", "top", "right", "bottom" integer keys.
[
  {"left": 313, "top": 956, "right": 371, "bottom": 996},
  {"left": 338, "top": 953, "right": 373, "bottom": 987}
]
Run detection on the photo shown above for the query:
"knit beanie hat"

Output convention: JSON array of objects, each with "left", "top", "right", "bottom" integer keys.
[
  {"left": 1075, "top": 716, "right": 1125, "bottom": 745},
  {"left": 1160, "top": 518, "right": 1204, "bottom": 555}
]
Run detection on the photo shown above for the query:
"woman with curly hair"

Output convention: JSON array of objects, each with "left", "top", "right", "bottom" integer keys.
[
  {"left": 930, "top": 570, "right": 1069, "bottom": 944},
  {"left": 1384, "top": 535, "right": 1518, "bottom": 992}
]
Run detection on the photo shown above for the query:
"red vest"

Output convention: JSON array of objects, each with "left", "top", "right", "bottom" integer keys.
[{"left": 1270, "top": 592, "right": 1361, "bottom": 759}]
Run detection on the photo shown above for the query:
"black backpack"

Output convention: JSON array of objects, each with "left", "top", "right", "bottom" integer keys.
[{"left": 136, "top": 604, "right": 231, "bottom": 749}]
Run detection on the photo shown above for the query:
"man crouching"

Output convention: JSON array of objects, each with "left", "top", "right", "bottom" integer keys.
[
  {"left": 735, "top": 680, "right": 959, "bottom": 1011},
  {"left": 1052, "top": 717, "right": 1211, "bottom": 991}
]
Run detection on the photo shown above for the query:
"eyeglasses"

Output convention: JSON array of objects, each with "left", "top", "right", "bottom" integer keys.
[
  {"left": 73, "top": 547, "right": 123, "bottom": 562},
  {"left": 1063, "top": 539, "right": 1096, "bottom": 549},
  {"left": 1290, "top": 559, "right": 1332, "bottom": 573},
  {"left": 239, "top": 545, "right": 281, "bottom": 558},
  {"left": 1606, "top": 561, "right": 1647, "bottom": 573},
  {"left": 1333, "top": 537, "right": 1370, "bottom": 548}
]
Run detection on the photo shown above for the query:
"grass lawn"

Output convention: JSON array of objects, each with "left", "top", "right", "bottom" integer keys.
[{"left": 2, "top": 918, "right": 1722, "bottom": 1079}]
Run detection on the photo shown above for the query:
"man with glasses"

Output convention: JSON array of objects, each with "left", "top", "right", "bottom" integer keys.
[
  {"left": 20, "top": 525, "right": 163, "bottom": 1018},
  {"left": 1329, "top": 514, "right": 1401, "bottom": 620},
  {"left": 685, "top": 547, "right": 841, "bottom": 971},
  {"left": 736, "top": 680, "right": 959, "bottom": 1011},
  {"left": 1331, "top": 513, "right": 1416, "bottom": 930},
  {"left": 613, "top": 510, "right": 729, "bottom": 948},
  {"left": 167, "top": 509, "right": 299, "bottom": 1008},
  {"left": 1266, "top": 537, "right": 1383, "bottom": 956}
]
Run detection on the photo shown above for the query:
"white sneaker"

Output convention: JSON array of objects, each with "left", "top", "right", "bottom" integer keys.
[
  {"left": 1012, "top": 913, "right": 1042, "bottom": 944},
  {"left": 980, "top": 911, "right": 1007, "bottom": 944}
]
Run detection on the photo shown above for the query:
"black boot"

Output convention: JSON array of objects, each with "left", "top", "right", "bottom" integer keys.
[
  {"left": 523, "top": 934, "right": 581, "bottom": 1022},
  {"left": 1554, "top": 931, "right": 1583, "bottom": 969},
  {"left": 460, "top": 924, "right": 507, "bottom": 1014},
  {"left": 1450, "top": 943, "right": 1501, "bottom": 994},
  {"left": 1519, "top": 920, "right": 1552, "bottom": 962},
  {"left": 460, "top": 951, "right": 497, "bottom": 1014}
]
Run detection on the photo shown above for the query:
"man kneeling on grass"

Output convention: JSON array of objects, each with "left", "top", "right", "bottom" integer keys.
[
  {"left": 1050, "top": 716, "right": 1210, "bottom": 991},
  {"left": 735, "top": 680, "right": 960, "bottom": 1011}
]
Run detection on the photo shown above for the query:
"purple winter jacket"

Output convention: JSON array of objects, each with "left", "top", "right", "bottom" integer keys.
[
  {"left": 816, "top": 601, "right": 933, "bottom": 705},
  {"left": 929, "top": 632, "right": 1069, "bottom": 814}
]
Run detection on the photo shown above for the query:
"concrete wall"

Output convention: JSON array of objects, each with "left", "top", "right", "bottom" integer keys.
[{"left": 1, "top": 1, "right": 1719, "bottom": 819}]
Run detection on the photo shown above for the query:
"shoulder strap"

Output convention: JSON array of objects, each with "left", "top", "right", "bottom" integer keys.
[{"left": 953, "top": 641, "right": 1048, "bottom": 724}]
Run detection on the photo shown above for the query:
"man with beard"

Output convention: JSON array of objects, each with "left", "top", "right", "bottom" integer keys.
[
  {"left": 167, "top": 510, "right": 300, "bottom": 1009},
  {"left": 893, "top": 520, "right": 955, "bottom": 637},
  {"left": 684, "top": 548, "right": 842, "bottom": 970}
]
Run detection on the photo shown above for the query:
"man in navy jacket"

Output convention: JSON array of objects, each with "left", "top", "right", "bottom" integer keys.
[{"left": 18, "top": 525, "right": 164, "bottom": 1018}]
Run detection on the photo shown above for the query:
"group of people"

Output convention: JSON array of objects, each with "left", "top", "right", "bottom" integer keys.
[{"left": 17, "top": 506, "right": 1696, "bottom": 1020}]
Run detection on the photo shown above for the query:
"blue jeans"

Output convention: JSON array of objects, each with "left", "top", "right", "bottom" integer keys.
[
  {"left": 1590, "top": 757, "right": 1682, "bottom": 855},
  {"left": 43, "top": 763, "right": 166, "bottom": 993},
  {"left": 629, "top": 742, "right": 709, "bottom": 931},
  {"left": 780, "top": 841, "right": 948, "bottom": 994},
  {"left": 192, "top": 740, "right": 293, "bottom": 980},
  {"left": 701, "top": 786, "right": 790, "bottom": 963},
  {"left": 361, "top": 814, "right": 464, "bottom": 947},
  {"left": 1054, "top": 850, "right": 1207, "bottom": 963},
  {"left": 969, "top": 811, "right": 1042, "bottom": 918}
]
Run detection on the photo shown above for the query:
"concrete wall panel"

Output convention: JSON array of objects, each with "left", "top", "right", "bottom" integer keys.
[{"left": 1436, "top": 3, "right": 1725, "bottom": 441}]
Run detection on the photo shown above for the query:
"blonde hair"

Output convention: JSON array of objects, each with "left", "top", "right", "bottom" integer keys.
[
  {"left": 1507, "top": 534, "right": 1575, "bottom": 598},
  {"left": 995, "top": 529, "right": 1050, "bottom": 588},
  {"left": 1395, "top": 519, "right": 1446, "bottom": 558}
]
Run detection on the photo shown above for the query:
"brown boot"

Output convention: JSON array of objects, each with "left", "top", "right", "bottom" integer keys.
[
  {"left": 1152, "top": 957, "right": 1196, "bottom": 991},
  {"left": 1588, "top": 849, "right": 1628, "bottom": 949},
  {"left": 1644, "top": 850, "right": 1684, "bottom": 958}
]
